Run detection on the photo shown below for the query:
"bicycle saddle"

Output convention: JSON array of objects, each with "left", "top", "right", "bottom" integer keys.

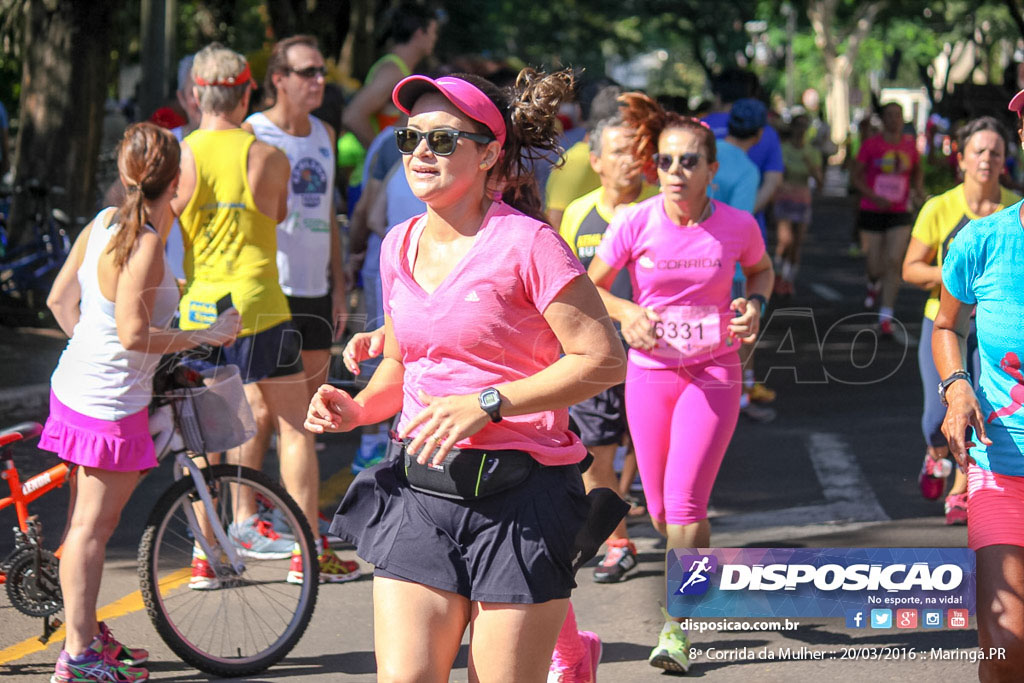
[{"left": 0, "top": 421, "right": 43, "bottom": 446}]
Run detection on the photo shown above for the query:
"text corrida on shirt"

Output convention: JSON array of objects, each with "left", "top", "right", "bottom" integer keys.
[{"left": 666, "top": 548, "right": 976, "bottom": 618}]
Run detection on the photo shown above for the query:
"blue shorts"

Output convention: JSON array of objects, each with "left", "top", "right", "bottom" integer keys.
[
  {"left": 569, "top": 384, "right": 627, "bottom": 447},
  {"left": 331, "top": 458, "right": 589, "bottom": 603},
  {"left": 188, "top": 320, "right": 304, "bottom": 384}
]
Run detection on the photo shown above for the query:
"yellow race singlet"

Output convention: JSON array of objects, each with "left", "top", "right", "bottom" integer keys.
[{"left": 178, "top": 128, "right": 290, "bottom": 336}]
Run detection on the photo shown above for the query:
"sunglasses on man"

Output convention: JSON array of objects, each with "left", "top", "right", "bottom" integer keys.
[
  {"left": 395, "top": 127, "right": 495, "bottom": 156},
  {"left": 287, "top": 65, "right": 327, "bottom": 79},
  {"left": 652, "top": 152, "right": 703, "bottom": 172}
]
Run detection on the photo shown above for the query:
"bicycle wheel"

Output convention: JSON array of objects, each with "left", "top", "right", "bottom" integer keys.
[{"left": 138, "top": 465, "right": 318, "bottom": 677}]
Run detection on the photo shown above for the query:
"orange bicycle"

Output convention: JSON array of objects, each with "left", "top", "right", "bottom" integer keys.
[
  {"left": 0, "top": 421, "right": 70, "bottom": 641},
  {"left": 0, "top": 351, "right": 320, "bottom": 676}
]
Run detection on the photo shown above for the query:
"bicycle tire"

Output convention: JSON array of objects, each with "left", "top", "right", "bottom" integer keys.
[{"left": 138, "top": 465, "right": 318, "bottom": 677}]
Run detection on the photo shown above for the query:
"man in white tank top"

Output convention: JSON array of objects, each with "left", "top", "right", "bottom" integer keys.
[
  {"left": 242, "top": 37, "right": 359, "bottom": 583},
  {"left": 245, "top": 36, "right": 345, "bottom": 400}
]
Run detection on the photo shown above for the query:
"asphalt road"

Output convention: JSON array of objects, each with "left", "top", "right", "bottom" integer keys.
[{"left": 0, "top": 195, "right": 984, "bottom": 681}]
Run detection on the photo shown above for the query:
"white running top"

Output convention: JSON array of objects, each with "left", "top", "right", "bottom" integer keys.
[
  {"left": 51, "top": 208, "right": 179, "bottom": 420},
  {"left": 246, "top": 112, "right": 336, "bottom": 297}
]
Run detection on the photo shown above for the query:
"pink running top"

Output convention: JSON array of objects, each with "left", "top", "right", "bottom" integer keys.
[
  {"left": 597, "top": 196, "right": 765, "bottom": 370},
  {"left": 380, "top": 200, "right": 588, "bottom": 466},
  {"left": 856, "top": 134, "right": 919, "bottom": 213}
]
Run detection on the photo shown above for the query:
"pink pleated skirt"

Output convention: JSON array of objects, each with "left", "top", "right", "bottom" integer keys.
[
  {"left": 967, "top": 464, "right": 1024, "bottom": 551},
  {"left": 39, "top": 391, "right": 156, "bottom": 472}
]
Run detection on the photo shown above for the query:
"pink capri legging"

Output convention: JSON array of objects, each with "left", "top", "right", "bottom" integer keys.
[{"left": 624, "top": 353, "right": 742, "bottom": 526}]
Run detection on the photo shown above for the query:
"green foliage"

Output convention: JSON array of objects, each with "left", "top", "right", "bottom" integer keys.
[{"left": 177, "top": 0, "right": 267, "bottom": 57}]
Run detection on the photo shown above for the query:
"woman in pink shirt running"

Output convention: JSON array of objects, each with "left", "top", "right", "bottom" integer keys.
[
  {"left": 588, "top": 92, "right": 774, "bottom": 673},
  {"left": 305, "top": 70, "right": 626, "bottom": 682}
]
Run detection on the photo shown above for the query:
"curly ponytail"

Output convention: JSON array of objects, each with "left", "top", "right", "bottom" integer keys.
[
  {"left": 109, "top": 123, "right": 180, "bottom": 269},
  {"left": 450, "top": 68, "right": 575, "bottom": 222},
  {"left": 618, "top": 92, "right": 718, "bottom": 168}
]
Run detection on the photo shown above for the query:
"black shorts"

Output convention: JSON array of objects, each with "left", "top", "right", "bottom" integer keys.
[
  {"left": 187, "top": 320, "right": 304, "bottom": 384},
  {"left": 331, "top": 458, "right": 589, "bottom": 603},
  {"left": 286, "top": 294, "right": 334, "bottom": 352},
  {"left": 858, "top": 210, "right": 912, "bottom": 232},
  {"left": 569, "top": 384, "right": 627, "bottom": 447}
]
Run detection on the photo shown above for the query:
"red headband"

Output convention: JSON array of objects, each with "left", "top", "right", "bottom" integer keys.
[{"left": 194, "top": 63, "right": 252, "bottom": 88}]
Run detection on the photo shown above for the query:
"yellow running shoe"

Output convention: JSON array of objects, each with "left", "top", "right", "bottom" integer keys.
[{"left": 287, "top": 546, "right": 361, "bottom": 584}]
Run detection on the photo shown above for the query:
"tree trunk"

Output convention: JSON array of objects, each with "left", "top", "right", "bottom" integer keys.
[
  {"left": 807, "top": 0, "right": 885, "bottom": 156},
  {"left": 825, "top": 55, "right": 852, "bottom": 150},
  {"left": 9, "top": 0, "right": 113, "bottom": 245}
]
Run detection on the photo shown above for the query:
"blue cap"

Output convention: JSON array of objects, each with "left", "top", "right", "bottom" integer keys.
[{"left": 729, "top": 98, "right": 767, "bottom": 136}]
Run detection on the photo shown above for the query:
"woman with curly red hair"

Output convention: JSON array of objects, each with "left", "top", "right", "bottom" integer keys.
[{"left": 588, "top": 92, "right": 774, "bottom": 672}]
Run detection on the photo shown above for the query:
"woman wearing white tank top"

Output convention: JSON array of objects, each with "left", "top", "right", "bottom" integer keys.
[{"left": 43, "top": 123, "right": 240, "bottom": 683}]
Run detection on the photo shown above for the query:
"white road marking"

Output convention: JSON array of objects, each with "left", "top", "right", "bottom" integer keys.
[
  {"left": 808, "top": 282, "right": 844, "bottom": 302},
  {"left": 711, "top": 432, "right": 890, "bottom": 537}
]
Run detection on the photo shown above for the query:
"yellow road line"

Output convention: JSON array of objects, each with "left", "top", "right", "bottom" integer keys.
[{"left": 0, "top": 568, "right": 191, "bottom": 665}]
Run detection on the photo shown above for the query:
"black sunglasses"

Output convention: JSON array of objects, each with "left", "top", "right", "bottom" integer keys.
[
  {"left": 395, "top": 127, "right": 495, "bottom": 156},
  {"left": 287, "top": 65, "right": 327, "bottom": 79},
  {"left": 653, "top": 152, "right": 702, "bottom": 172}
]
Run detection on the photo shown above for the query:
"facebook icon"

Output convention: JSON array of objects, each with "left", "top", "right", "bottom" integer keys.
[{"left": 845, "top": 610, "right": 866, "bottom": 629}]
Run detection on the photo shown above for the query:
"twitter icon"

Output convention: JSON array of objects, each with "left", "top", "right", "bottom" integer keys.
[{"left": 870, "top": 609, "right": 892, "bottom": 629}]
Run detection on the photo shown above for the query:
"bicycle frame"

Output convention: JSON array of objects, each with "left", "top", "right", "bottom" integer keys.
[
  {"left": 171, "top": 449, "right": 245, "bottom": 574},
  {"left": 0, "top": 435, "right": 73, "bottom": 534}
]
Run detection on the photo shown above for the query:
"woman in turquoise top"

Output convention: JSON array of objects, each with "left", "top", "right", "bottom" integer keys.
[{"left": 933, "top": 92, "right": 1024, "bottom": 681}]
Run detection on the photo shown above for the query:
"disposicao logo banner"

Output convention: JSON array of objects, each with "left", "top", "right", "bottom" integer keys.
[{"left": 666, "top": 548, "right": 975, "bottom": 618}]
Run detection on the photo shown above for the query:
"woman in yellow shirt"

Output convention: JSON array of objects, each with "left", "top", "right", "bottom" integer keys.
[{"left": 902, "top": 116, "right": 1020, "bottom": 524}]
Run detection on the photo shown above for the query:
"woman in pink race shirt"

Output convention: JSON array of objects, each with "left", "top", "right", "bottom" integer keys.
[
  {"left": 851, "top": 101, "right": 924, "bottom": 335},
  {"left": 587, "top": 92, "right": 774, "bottom": 674},
  {"left": 304, "top": 69, "right": 626, "bottom": 682}
]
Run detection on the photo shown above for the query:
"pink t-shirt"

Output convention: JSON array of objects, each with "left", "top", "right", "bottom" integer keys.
[
  {"left": 597, "top": 196, "right": 765, "bottom": 370},
  {"left": 856, "top": 134, "right": 919, "bottom": 213},
  {"left": 380, "top": 200, "right": 588, "bottom": 466}
]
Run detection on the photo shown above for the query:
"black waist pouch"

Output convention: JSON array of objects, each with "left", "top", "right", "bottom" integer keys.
[{"left": 400, "top": 440, "right": 537, "bottom": 500}]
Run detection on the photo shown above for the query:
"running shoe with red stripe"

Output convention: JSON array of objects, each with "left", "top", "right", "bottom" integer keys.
[
  {"left": 189, "top": 555, "right": 220, "bottom": 591},
  {"left": 52, "top": 638, "right": 148, "bottom": 683},
  {"left": 918, "top": 454, "right": 949, "bottom": 501},
  {"left": 287, "top": 546, "right": 361, "bottom": 584},
  {"left": 593, "top": 539, "right": 638, "bottom": 583},
  {"left": 228, "top": 513, "right": 293, "bottom": 560},
  {"left": 98, "top": 621, "right": 148, "bottom": 666},
  {"left": 944, "top": 492, "right": 968, "bottom": 525}
]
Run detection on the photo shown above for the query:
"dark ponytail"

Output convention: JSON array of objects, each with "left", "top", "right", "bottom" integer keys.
[
  {"left": 453, "top": 68, "right": 575, "bottom": 222},
  {"left": 110, "top": 123, "right": 180, "bottom": 269}
]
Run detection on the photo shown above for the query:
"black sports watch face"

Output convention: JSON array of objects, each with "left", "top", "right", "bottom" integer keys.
[{"left": 479, "top": 388, "right": 502, "bottom": 421}]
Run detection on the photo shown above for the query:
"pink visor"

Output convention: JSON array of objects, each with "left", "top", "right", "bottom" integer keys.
[
  {"left": 392, "top": 75, "right": 506, "bottom": 148},
  {"left": 1010, "top": 89, "right": 1024, "bottom": 113}
]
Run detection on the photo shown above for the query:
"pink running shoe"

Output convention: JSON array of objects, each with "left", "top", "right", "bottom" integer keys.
[
  {"left": 98, "top": 621, "right": 148, "bottom": 666},
  {"left": 52, "top": 639, "right": 148, "bottom": 683},
  {"left": 548, "top": 630, "right": 602, "bottom": 683},
  {"left": 918, "top": 454, "right": 948, "bottom": 501},
  {"left": 945, "top": 492, "right": 968, "bottom": 525}
]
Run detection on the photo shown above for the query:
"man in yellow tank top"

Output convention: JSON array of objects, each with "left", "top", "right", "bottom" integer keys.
[{"left": 171, "top": 43, "right": 357, "bottom": 583}]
